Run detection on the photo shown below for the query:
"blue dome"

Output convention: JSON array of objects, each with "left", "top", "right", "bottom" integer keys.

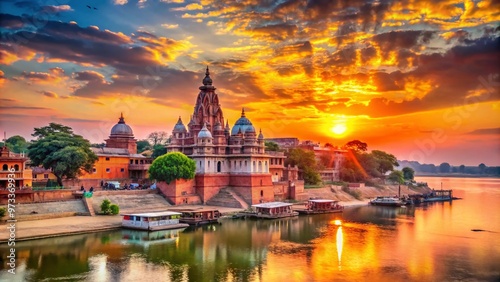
[
  {"left": 173, "top": 116, "right": 187, "bottom": 132},
  {"left": 111, "top": 114, "right": 133, "bottom": 136},
  {"left": 198, "top": 124, "right": 213, "bottom": 139},
  {"left": 231, "top": 108, "right": 255, "bottom": 135}
]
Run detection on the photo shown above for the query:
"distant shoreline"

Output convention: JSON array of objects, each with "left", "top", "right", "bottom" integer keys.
[{"left": 415, "top": 174, "right": 500, "bottom": 178}]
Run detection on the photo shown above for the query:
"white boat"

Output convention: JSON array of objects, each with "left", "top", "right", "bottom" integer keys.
[
  {"left": 238, "top": 202, "right": 299, "bottom": 219},
  {"left": 370, "top": 196, "right": 404, "bottom": 207},
  {"left": 121, "top": 211, "right": 189, "bottom": 231}
]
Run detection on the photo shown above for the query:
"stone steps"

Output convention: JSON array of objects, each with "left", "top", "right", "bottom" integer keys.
[
  {"left": 206, "top": 187, "right": 247, "bottom": 208},
  {"left": 82, "top": 197, "right": 96, "bottom": 216},
  {"left": 92, "top": 193, "right": 171, "bottom": 213}
]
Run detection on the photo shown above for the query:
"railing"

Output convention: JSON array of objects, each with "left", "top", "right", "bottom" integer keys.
[{"left": 128, "top": 164, "right": 151, "bottom": 170}]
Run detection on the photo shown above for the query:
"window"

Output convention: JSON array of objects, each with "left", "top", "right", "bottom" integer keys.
[
  {"left": 261, "top": 190, "right": 263, "bottom": 197},
  {"left": 44, "top": 174, "right": 49, "bottom": 179},
  {"left": 2, "top": 164, "right": 7, "bottom": 171},
  {"left": 105, "top": 157, "right": 110, "bottom": 161},
  {"left": 106, "top": 168, "right": 110, "bottom": 173},
  {"left": 130, "top": 160, "right": 133, "bottom": 164},
  {"left": 208, "top": 161, "right": 210, "bottom": 167},
  {"left": 14, "top": 164, "right": 19, "bottom": 171},
  {"left": 93, "top": 168, "right": 97, "bottom": 173},
  {"left": 217, "top": 161, "right": 221, "bottom": 173},
  {"left": 33, "top": 174, "right": 37, "bottom": 179},
  {"left": 135, "top": 160, "right": 138, "bottom": 164},
  {"left": 121, "top": 168, "right": 125, "bottom": 172}
]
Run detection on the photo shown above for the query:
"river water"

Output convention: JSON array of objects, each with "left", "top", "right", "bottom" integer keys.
[{"left": 1, "top": 177, "right": 499, "bottom": 281}]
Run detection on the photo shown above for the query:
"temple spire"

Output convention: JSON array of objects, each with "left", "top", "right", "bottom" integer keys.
[
  {"left": 118, "top": 113, "right": 125, "bottom": 124},
  {"left": 241, "top": 107, "right": 246, "bottom": 117}
]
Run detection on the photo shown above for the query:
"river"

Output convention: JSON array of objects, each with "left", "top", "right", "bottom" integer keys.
[{"left": 1, "top": 177, "right": 499, "bottom": 281}]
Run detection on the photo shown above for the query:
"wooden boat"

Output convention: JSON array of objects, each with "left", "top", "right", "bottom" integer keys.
[
  {"left": 175, "top": 208, "right": 221, "bottom": 226},
  {"left": 296, "top": 199, "right": 344, "bottom": 215},
  {"left": 369, "top": 196, "right": 404, "bottom": 207},
  {"left": 121, "top": 211, "right": 189, "bottom": 231},
  {"left": 239, "top": 202, "right": 299, "bottom": 219}
]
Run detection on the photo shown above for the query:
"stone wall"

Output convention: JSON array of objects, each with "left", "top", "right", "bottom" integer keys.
[
  {"left": 157, "top": 179, "right": 200, "bottom": 205},
  {"left": 0, "top": 189, "right": 76, "bottom": 204}
]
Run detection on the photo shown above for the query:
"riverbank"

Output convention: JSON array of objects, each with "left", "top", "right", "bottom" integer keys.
[
  {"left": 0, "top": 200, "right": 373, "bottom": 243},
  {"left": 0, "top": 183, "right": 426, "bottom": 243}
]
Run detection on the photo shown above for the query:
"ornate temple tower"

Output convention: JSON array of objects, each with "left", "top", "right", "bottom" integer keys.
[{"left": 166, "top": 66, "right": 274, "bottom": 205}]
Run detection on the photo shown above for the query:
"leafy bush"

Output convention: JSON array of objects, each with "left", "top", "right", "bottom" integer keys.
[
  {"left": 110, "top": 204, "right": 120, "bottom": 215},
  {"left": 100, "top": 199, "right": 111, "bottom": 215},
  {"left": 148, "top": 152, "right": 196, "bottom": 184},
  {"left": 0, "top": 207, "right": 6, "bottom": 218}
]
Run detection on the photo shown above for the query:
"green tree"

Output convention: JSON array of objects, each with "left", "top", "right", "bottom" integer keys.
[
  {"left": 388, "top": 170, "right": 404, "bottom": 184},
  {"left": 402, "top": 167, "right": 415, "bottom": 180},
  {"left": 478, "top": 163, "right": 486, "bottom": 174},
  {"left": 371, "top": 150, "right": 399, "bottom": 175},
  {"left": 148, "top": 152, "right": 196, "bottom": 184},
  {"left": 137, "top": 140, "right": 151, "bottom": 153},
  {"left": 459, "top": 165, "right": 465, "bottom": 173},
  {"left": 264, "top": 141, "right": 280, "bottom": 152},
  {"left": 152, "top": 144, "right": 167, "bottom": 159},
  {"left": 344, "top": 140, "right": 368, "bottom": 152},
  {"left": 28, "top": 124, "right": 98, "bottom": 186},
  {"left": 285, "top": 148, "right": 321, "bottom": 185},
  {"left": 439, "top": 162, "right": 451, "bottom": 173},
  {"left": 32, "top": 123, "right": 73, "bottom": 139},
  {"left": 4, "top": 135, "right": 29, "bottom": 153}
]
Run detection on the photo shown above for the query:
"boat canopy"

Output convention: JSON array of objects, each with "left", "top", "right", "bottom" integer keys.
[
  {"left": 252, "top": 202, "right": 293, "bottom": 208},
  {"left": 308, "top": 199, "right": 337, "bottom": 203},
  {"left": 121, "top": 211, "right": 182, "bottom": 218}
]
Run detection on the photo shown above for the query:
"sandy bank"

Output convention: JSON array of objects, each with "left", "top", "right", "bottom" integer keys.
[{"left": 0, "top": 205, "right": 244, "bottom": 243}]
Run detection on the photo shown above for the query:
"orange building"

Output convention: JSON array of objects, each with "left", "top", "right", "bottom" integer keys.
[
  {"left": 66, "top": 114, "right": 152, "bottom": 188},
  {"left": 31, "top": 167, "right": 57, "bottom": 187},
  {"left": 0, "top": 145, "right": 32, "bottom": 188}
]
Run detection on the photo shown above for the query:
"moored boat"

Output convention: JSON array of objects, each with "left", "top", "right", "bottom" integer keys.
[
  {"left": 296, "top": 199, "right": 344, "bottom": 215},
  {"left": 238, "top": 202, "right": 299, "bottom": 219},
  {"left": 175, "top": 208, "right": 221, "bottom": 226},
  {"left": 121, "top": 211, "right": 189, "bottom": 231},
  {"left": 121, "top": 228, "right": 185, "bottom": 248},
  {"left": 370, "top": 196, "right": 404, "bottom": 207}
]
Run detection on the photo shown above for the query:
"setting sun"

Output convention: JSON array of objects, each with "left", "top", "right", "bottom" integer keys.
[{"left": 331, "top": 124, "right": 347, "bottom": 136}]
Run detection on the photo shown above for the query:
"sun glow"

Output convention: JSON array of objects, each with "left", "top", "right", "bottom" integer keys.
[{"left": 331, "top": 124, "right": 347, "bottom": 135}]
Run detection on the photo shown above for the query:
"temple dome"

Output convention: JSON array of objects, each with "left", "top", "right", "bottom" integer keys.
[
  {"left": 173, "top": 116, "right": 187, "bottom": 132},
  {"left": 110, "top": 113, "right": 133, "bottom": 136},
  {"left": 198, "top": 123, "right": 213, "bottom": 139},
  {"left": 231, "top": 108, "right": 255, "bottom": 135}
]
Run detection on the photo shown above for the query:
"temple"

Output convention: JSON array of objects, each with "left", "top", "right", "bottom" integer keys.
[{"left": 166, "top": 67, "right": 278, "bottom": 205}]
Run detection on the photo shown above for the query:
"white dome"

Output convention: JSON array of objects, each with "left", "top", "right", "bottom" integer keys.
[{"left": 197, "top": 123, "right": 213, "bottom": 139}]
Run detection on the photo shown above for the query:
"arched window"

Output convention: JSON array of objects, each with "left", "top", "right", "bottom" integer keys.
[
  {"left": 260, "top": 190, "right": 263, "bottom": 197},
  {"left": 217, "top": 161, "right": 221, "bottom": 173},
  {"left": 258, "top": 161, "right": 262, "bottom": 173},
  {"left": 2, "top": 164, "right": 7, "bottom": 171},
  {"left": 14, "top": 164, "right": 19, "bottom": 171}
]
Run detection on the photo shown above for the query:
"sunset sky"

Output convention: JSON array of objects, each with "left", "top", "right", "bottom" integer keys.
[{"left": 1, "top": 0, "right": 499, "bottom": 166}]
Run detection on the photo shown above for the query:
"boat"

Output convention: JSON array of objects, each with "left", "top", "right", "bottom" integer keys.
[
  {"left": 174, "top": 208, "right": 221, "bottom": 226},
  {"left": 369, "top": 196, "right": 404, "bottom": 207},
  {"left": 121, "top": 211, "right": 189, "bottom": 231},
  {"left": 238, "top": 202, "right": 299, "bottom": 219},
  {"left": 295, "top": 199, "right": 344, "bottom": 215},
  {"left": 423, "top": 189, "right": 453, "bottom": 202}
]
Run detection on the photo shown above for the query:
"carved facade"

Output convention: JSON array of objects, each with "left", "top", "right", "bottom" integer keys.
[{"left": 167, "top": 67, "right": 275, "bottom": 205}]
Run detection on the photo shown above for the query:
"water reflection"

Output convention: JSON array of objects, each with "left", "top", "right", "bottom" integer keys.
[{"left": 1, "top": 178, "right": 499, "bottom": 281}]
